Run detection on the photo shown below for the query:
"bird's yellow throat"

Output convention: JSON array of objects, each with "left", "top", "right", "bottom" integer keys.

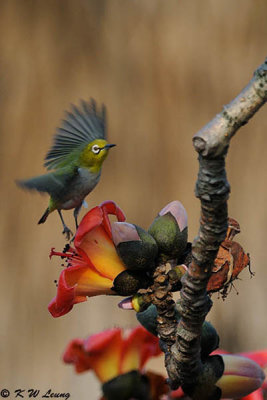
[{"left": 79, "top": 139, "right": 109, "bottom": 173}]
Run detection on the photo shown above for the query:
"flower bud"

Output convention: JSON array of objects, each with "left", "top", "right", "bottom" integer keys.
[
  {"left": 148, "top": 201, "right": 188, "bottom": 259},
  {"left": 112, "top": 222, "right": 158, "bottom": 271},
  {"left": 136, "top": 304, "right": 158, "bottom": 337},
  {"left": 200, "top": 321, "right": 220, "bottom": 360},
  {"left": 217, "top": 354, "right": 265, "bottom": 398},
  {"left": 118, "top": 296, "right": 135, "bottom": 310},
  {"left": 111, "top": 222, "right": 140, "bottom": 245},
  {"left": 112, "top": 270, "right": 150, "bottom": 296},
  {"left": 118, "top": 293, "right": 151, "bottom": 312}
]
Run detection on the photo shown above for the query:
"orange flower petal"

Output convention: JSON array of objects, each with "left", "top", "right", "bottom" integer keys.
[
  {"left": 100, "top": 201, "right": 126, "bottom": 238},
  {"left": 63, "top": 330, "right": 123, "bottom": 382},
  {"left": 83, "top": 329, "right": 123, "bottom": 383},
  {"left": 121, "top": 326, "right": 161, "bottom": 374},
  {"left": 64, "top": 264, "right": 114, "bottom": 296},
  {"left": 48, "top": 264, "right": 115, "bottom": 318},
  {"left": 75, "top": 201, "right": 125, "bottom": 246},
  {"left": 78, "top": 226, "right": 126, "bottom": 280},
  {"left": 49, "top": 202, "right": 127, "bottom": 318},
  {"left": 63, "top": 327, "right": 163, "bottom": 385},
  {"left": 75, "top": 206, "right": 104, "bottom": 247},
  {"left": 63, "top": 339, "right": 93, "bottom": 373}
]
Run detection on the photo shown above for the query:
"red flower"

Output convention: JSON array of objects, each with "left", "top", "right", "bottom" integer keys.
[
  {"left": 241, "top": 388, "right": 265, "bottom": 400},
  {"left": 48, "top": 201, "right": 126, "bottom": 318},
  {"left": 63, "top": 326, "right": 162, "bottom": 383}
]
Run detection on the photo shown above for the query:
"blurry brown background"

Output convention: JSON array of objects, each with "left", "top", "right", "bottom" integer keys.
[{"left": 0, "top": 1, "right": 266, "bottom": 398}]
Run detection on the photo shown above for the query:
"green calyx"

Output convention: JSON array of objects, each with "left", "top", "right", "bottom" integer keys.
[
  {"left": 116, "top": 225, "right": 158, "bottom": 271},
  {"left": 200, "top": 321, "right": 220, "bottom": 361},
  {"left": 102, "top": 370, "right": 150, "bottom": 400},
  {"left": 148, "top": 212, "right": 188, "bottom": 259},
  {"left": 136, "top": 304, "right": 158, "bottom": 336},
  {"left": 183, "top": 356, "right": 224, "bottom": 400},
  {"left": 112, "top": 270, "right": 150, "bottom": 296},
  {"left": 137, "top": 305, "right": 219, "bottom": 360}
]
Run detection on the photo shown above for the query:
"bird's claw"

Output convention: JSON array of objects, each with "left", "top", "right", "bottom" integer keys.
[
  {"left": 62, "top": 226, "right": 73, "bottom": 241},
  {"left": 69, "top": 230, "right": 77, "bottom": 243}
]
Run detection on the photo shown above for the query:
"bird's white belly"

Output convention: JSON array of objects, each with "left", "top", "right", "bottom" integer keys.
[{"left": 61, "top": 168, "right": 100, "bottom": 210}]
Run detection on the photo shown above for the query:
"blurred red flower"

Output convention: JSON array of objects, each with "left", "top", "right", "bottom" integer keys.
[{"left": 63, "top": 325, "right": 162, "bottom": 383}]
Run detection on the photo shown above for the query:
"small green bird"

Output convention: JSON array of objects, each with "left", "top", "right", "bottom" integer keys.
[{"left": 17, "top": 99, "right": 116, "bottom": 239}]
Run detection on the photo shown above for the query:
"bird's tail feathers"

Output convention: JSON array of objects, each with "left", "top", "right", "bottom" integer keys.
[
  {"left": 16, "top": 177, "right": 48, "bottom": 194},
  {"left": 38, "top": 208, "right": 50, "bottom": 224}
]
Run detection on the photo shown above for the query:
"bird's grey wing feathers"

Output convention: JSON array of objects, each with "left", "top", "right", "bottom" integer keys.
[
  {"left": 44, "top": 99, "right": 106, "bottom": 170},
  {"left": 16, "top": 170, "right": 76, "bottom": 198}
]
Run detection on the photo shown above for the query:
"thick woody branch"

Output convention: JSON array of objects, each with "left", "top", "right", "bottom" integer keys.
[
  {"left": 170, "top": 58, "right": 267, "bottom": 396},
  {"left": 193, "top": 58, "right": 267, "bottom": 157}
]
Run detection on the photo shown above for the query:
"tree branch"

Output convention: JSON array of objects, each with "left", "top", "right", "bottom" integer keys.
[
  {"left": 193, "top": 58, "right": 267, "bottom": 157},
  {"left": 170, "top": 58, "right": 267, "bottom": 397}
]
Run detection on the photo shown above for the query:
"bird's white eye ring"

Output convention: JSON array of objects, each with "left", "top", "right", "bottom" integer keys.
[{"left": 92, "top": 145, "right": 100, "bottom": 154}]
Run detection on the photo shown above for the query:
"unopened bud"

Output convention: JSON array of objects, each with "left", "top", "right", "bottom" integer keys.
[
  {"left": 112, "top": 222, "right": 158, "bottom": 271},
  {"left": 118, "top": 297, "right": 135, "bottom": 310},
  {"left": 136, "top": 304, "right": 158, "bottom": 337},
  {"left": 112, "top": 270, "right": 149, "bottom": 296},
  {"left": 148, "top": 201, "right": 188, "bottom": 259},
  {"left": 217, "top": 354, "right": 265, "bottom": 398},
  {"left": 159, "top": 201, "right": 188, "bottom": 231},
  {"left": 111, "top": 222, "right": 140, "bottom": 245},
  {"left": 118, "top": 293, "right": 151, "bottom": 312},
  {"left": 200, "top": 322, "right": 220, "bottom": 360}
]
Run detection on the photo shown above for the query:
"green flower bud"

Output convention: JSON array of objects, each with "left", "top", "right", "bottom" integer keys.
[
  {"left": 200, "top": 321, "right": 220, "bottom": 360},
  {"left": 148, "top": 201, "right": 188, "bottom": 259},
  {"left": 136, "top": 304, "right": 158, "bottom": 336},
  {"left": 112, "top": 222, "right": 158, "bottom": 271}
]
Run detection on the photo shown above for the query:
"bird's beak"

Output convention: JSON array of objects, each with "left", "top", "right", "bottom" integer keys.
[{"left": 103, "top": 144, "right": 116, "bottom": 150}]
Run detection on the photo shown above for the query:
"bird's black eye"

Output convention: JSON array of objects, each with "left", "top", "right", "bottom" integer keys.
[{"left": 92, "top": 145, "right": 100, "bottom": 154}]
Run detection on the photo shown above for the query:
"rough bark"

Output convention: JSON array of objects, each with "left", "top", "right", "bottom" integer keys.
[{"left": 167, "top": 58, "right": 267, "bottom": 394}]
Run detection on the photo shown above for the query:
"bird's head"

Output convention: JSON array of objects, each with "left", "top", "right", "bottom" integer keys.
[{"left": 79, "top": 139, "right": 116, "bottom": 172}]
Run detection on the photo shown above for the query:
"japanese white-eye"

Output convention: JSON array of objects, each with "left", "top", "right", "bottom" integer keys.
[{"left": 17, "top": 99, "right": 115, "bottom": 239}]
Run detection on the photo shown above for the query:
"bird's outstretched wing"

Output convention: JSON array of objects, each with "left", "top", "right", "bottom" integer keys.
[
  {"left": 16, "top": 170, "right": 76, "bottom": 199},
  {"left": 44, "top": 99, "right": 106, "bottom": 170}
]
